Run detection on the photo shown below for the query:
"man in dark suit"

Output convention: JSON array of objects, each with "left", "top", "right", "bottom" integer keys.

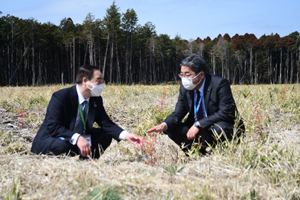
[
  {"left": 147, "top": 54, "right": 244, "bottom": 154},
  {"left": 31, "top": 65, "right": 143, "bottom": 158}
]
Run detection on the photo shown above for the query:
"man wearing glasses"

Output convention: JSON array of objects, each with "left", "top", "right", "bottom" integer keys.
[
  {"left": 147, "top": 54, "right": 244, "bottom": 154},
  {"left": 31, "top": 65, "right": 143, "bottom": 158}
]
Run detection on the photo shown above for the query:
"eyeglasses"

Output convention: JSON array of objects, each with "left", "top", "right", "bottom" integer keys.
[
  {"left": 178, "top": 71, "right": 204, "bottom": 78},
  {"left": 178, "top": 73, "right": 193, "bottom": 78}
]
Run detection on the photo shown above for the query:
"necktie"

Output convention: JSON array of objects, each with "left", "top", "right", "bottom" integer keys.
[
  {"left": 79, "top": 101, "right": 87, "bottom": 135},
  {"left": 196, "top": 91, "right": 204, "bottom": 120}
]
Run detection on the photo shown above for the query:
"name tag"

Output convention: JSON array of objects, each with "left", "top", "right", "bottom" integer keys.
[{"left": 83, "top": 135, "right": 91, "bottom": 146}]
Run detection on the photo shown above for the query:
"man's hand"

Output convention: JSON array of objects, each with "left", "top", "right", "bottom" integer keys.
[
  {"left": 186, "top": 125, "right": 199, "bottom": 140},
  {"left": 125, "top": 133, "right": 143, "bottom": 147},
  {"left": 147, "top": 123, "right": 167, "bottom": 133},
  {"left": 76, "top": 136, "right": 91, "bottom": 157}
]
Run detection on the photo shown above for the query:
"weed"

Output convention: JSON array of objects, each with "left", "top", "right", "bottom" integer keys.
[
  {"left": 4, "top": 178, "right": 22, "bottom": 200},
  {"left": 163, "top": 165, "right": 185, "bottom": 174},
  {"left": 86, "top": 185, "right": 122, "bottom": 200},
  {"left": 141, "top": 132, "right": 157, "bottom": 166}
]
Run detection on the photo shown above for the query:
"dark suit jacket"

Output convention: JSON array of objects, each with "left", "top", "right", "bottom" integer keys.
[
  {"left": 31, "top": 85, "right": 123, "bottom": 154},
  {"left": 164, "top": 73, "right": 239, "bottom": 132}
]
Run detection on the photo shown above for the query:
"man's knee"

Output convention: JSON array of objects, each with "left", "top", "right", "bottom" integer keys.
[
  {"left": 49, "top": 139, "right": 73, "bottom": 155},
  {"left": 210, "top": 122, "right": 234, "bottom": 141}
]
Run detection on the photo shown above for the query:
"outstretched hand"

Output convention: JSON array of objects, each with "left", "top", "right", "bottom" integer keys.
[
  {"left": 146, "top": 123, "right": 167, "bottom": 133},
  {"left": 125, "top": 133, "right": 143, "bottom": 147}
]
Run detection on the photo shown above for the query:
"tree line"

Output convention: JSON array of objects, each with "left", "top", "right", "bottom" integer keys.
[{"left": 0, "top": 3, "right": 299, "bottom": 86}]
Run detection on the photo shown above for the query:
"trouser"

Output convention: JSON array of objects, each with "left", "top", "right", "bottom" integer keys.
[
  {"left": 164, "top": 120, "right": 245, "bottom": 154},
  {"left": 48, "top": 128, "right": 112, "bottom": 159}
]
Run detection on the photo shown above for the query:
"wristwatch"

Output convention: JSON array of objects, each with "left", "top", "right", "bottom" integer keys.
[{"left": 194, "top": 121, "right": 201, "bottom": 128}]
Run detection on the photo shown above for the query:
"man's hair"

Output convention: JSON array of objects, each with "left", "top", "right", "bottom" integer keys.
[
  {"left": 76, "top": 65, "right": 99, "bottom": 84},
  {"left": 180, "top": 53, "right": 207, "bottom": 74}
]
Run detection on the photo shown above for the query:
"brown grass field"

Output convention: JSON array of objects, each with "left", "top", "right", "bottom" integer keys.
[{"left": 0, "top": 83, "right": 300, "bottom": 199}]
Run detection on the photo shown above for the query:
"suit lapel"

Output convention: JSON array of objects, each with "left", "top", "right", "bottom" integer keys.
[
  {"left": 203, "top": 74, "right": 212, "bottom": 114},
  {"left": 69, "top": 86, "right": 79, "bottom": 130},
  {"left": 87, "top": 98, "right": 96, "bottom": 130},
  {"left": 186, "top": 89, "right": 194, "bottom": 110}
]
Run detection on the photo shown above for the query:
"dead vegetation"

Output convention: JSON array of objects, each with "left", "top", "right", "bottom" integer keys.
[{"left": 1, "top": 84, "right": 300, "bottom": 199}]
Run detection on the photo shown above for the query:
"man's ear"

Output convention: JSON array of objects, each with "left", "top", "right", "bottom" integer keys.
[{"left": 82, "top": 77, "right": 88, "bottom": 86}]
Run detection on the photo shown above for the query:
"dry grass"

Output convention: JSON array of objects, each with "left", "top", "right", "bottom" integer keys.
[{"left": 0, "top": 84, "right": 300, "bottom": 199}]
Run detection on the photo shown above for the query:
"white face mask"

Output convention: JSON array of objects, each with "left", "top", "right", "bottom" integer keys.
[
  {"left": 181, "top": 72, "right": 202, "bottom": 90},
  {"left": 86, "top": 81, "right": 103, "bottom": 97}
]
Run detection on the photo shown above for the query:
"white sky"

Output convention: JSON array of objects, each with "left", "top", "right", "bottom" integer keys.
[{"left": 1, "top": 0, "right": 299, "bottom": 40}]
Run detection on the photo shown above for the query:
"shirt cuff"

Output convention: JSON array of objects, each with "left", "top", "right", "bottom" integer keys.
[
  {"left": 70, "top": 133, "right": 81, "bottom": 145},
  {"left": 162, "top": 122, "right": 168, "bottom": 130},
  {"left": 119, "top": 130, "right": 128, "bottom": 141}
]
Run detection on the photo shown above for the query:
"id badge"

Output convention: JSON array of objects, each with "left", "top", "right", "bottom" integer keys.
[{"left": 83, "top": 135, "right": 91, "bottom": 146}]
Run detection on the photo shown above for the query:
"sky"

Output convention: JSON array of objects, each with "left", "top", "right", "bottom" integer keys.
[{"left": 1, "top": 0, "right": 299, "bottom": 40}]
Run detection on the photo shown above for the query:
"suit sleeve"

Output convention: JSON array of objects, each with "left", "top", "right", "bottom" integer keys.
[
  {"left": 95, "top": 97, "right": 123, "bottom": 140},
  {"left": 164, "top": 86, "right": 189, "bottom": 131},
  {"left": 45, "top": 92, "right": 75, "bottom": 139},
  {"left": 199, "top": 79, "right": 237, "bottom": 129}
]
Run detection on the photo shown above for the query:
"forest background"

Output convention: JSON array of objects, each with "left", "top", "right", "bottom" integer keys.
[{"left": 0, "top": 2, "right": 300, "bottom": 86}]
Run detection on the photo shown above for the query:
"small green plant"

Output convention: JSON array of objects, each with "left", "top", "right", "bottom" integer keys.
[
  {"left": 1, "top": 100, "right": 13, "bottom": 112},
  {"left": 141, "top": 132, "right": 157, "bottom": 166},
  {"left": 163, "top": 165, "right": 185, "bottom": 174},
  {"left": 86, "top": 185, "right": 122, "bottom": 200},
  {"left": 4, "top": 178, "right": 22, "bottom": 200}
]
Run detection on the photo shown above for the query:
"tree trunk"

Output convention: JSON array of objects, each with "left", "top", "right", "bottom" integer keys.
[
  {"left": 160, "top": 51, "right": 166, "bottom": 83},
  {"left": 115, "top": 36, "right": 121, "bottom": 84},
  {"left": 221, "top": 56, "right": 224, "bottom": 78},
  {"left": 226, "top": 51, "right": 230, "bottom": 82},
  {"left": 149, "top": 44, "right": 152, "bottom": 83},
  {"left": 250, "top": 48, "right": 253, "bottom": 84},
  {"left": 38, "top": 48, "right": 42, "bottom": 84},
  {"left": 32, "top": 35, "right": 35, "bottom": 86},
  {"left": 145, "top": 56, "right": 147, "bottom": 84},
  {"left": 109, "top": 35, "right": 114, "bottom": 84},
  {"left": 23, "top": 42, "right": 27, "bottom": 85},
  {"left": 285, "top": 49, "right": 289, "bottom": 84},
  {"left": 10, "top": 26, "right": 14, "bottom": 85},
  {"left": 73, "top": 36, "right": 76, "bottom": 83},
  {"left": 244, "top": 60, "right": 247, "bottom": 83},
  {"left": 212, "top": 54, "right": 216, "bottom": 75},
  {"left": 290, "top": 51, "right": 294, "bottom": 84},
  {"left": 98, "top": 38, "right": 101, "bottom": 71},
  {"left": 255, "top": 51, "right": 258, "bottom": 84},
  {"left": 275, "top": 63, "right": 277, "bottom": 83},
  {"left": 139, "top": 49, "right": 142, "bottom": 84},
  {"left": 279, "top": 48, "right": 283, "bottom": 83},
  {"left": 61, "top": 72, "right": 64, "bottom": 85},
  {"left": 0, "top": 44, "right": 3, "bottom": 84},
  {"left": 78, "top": 43, "right": 81, "bottom": 70},
  {"left": 102, "top": 32, "right": 110, "bottom": 78},
  {"left": 298, "top": 47, "right": 300, "bottom": 83},
  {"left": 129, "top": 31, "right": 133, "bottom": 84},
  {"left": 269, "top": 51, "right": 272, "bottom": 84},
  {"left": 89, "top": 40, "right": 94, "bottom": 65},
  {"left": 83, "top": 43, "right": 87, "bottom": 65},
  {"left": 125, "top": 31, "right": 129, "bottom": 84},
  {"left": 152, "top": 41, "right": 156, "bottom": 84},
  {"left": 267, "top": 52, "right": 270, "bottom": 84}
]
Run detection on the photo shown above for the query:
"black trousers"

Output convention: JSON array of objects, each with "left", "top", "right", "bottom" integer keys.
[
  {"left": 164, "top": 120, "right": 245, "bottom": 154},
  {"left": 48, "top": 128, "right": 112, "bottom": 159}
]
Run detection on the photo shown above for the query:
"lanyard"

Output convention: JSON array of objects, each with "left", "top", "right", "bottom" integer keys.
[
  {"left": 78, "top": 102, "right": 89, "bottom": 130},
  {"left": 194, "top": 91, "right": 203, "bottom": 121}
]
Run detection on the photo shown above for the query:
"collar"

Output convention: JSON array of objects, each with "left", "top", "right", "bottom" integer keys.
[
  {"left": 76, "top": 84, "right": 90, "bottom": 104},
  {"left": 198, "top": 77, "right": 206, "bottom": 95}
]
